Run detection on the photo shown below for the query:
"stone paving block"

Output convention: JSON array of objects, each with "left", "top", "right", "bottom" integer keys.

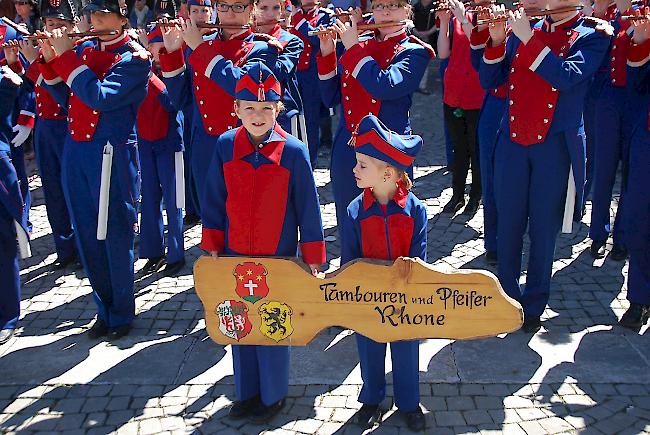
[
  {"left": 81, "top": 397, "right": 110, "bottom": 413},
  {"left": 475, "top": 396, "right": 503, "bottom": 410},
  {"left": 293, "top": 418, "right": 324, "bottom": 434},
  {"left": 434, "top": 410, "right": 466, "bottom": 427},
  {"left": 517, "top": 419, "right": 547, "bottom": 435},
  {"left": 106, "top": 410, "right": 136, "bottom": 426},
  {"left": 592, "top": 412, "right": 638, "bottom": 434},
  {"left": 536, "top": 416, "right": 574, "bottom": 434},
  {"left": 446, "top": 396, "right": 475, "bottom": 411},
  {"left": 83, "top": 412, "right": 107, "bottom": 428}
]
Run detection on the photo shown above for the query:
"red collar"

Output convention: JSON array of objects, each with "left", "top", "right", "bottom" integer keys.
[
  {"left": 542, "top": 11, "right": 581, "bottom": 32},
  {"left": 362, "top": 180, "right": 409, "bottom": 211},
  {"left": 99, "top": 32, "right": 130, "bottom": 51},
  {"left": 268, "top": 24, "right": 283, "bottom": 39},
  {"left": 233, "top": 123, "right": 287, "bottom": 165}
]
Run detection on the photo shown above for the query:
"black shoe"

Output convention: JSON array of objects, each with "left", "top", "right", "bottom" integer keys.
[
  {"left": 486, "top": 251, "right": 498, "bottom": 265},
  {"left": 142, "top": 256, "right": 166, "bottom": 274},
  {"left": 355, "top": 404, "right": 383, "bottom": 428},
  {"left": 404, "top": 406, "right": 426, "bottom": 432},
  {"left": 228, "top": 395, "right": 260, "bottom": 419},
  {"left": 248, "top": 398, "right": 285, "bottom": 423},
  {"left": 0, "top": 329, "right": 15, "bottom": 345},
  {"left": 610, "top": 244, "right": 628, "bottom": 261},
  {"left": 162, "top": 259, "right": 186, "bottom": 277},
  {"left": 619, "top": 303, "right": 650, "bottom": 330},
  {"left": 183, "top": 214, "right": 201, "bottom": 226},
  {"left": 51, "top": 255, "right": 77, "bottom": 270},
  {"left": 87, "top": 320, "right": 109, "bottom": 339},
  {"left": 442, "top": 195, "right": 465, "bottom": 214},
  {"left": 108, "top": 324, "right": 131, "bottom": 340},
  {"left": 462, "top": 197, "right": 481, "bottom": 216},
  {"left": 589, "top": 240, "right": 606, "bottom": 259},
  {"left": 522, "top": 315, "right": 541, "bottom": 333}
]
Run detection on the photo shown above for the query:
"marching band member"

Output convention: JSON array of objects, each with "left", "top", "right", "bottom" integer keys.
[
  {"left": 588, "top": 0, "right": 635, "bottom": 261},
  {"left": 160, "top": 0, "right": 212, "bottom": 221},
  {"left": 201, "top": 63, "right": 325, "bottom": 422},
  {"left": 341, "top": 115, "right": 426, "bottom": 432},
  {"left": 0, "top": 66, "right": 31, "bottom": 345},
  {"left": 159, "top": 0, "right": 283, "bottom": 213},
  {"left": 479, "top": 0, "right": 611, "bottom": 332},
  {"left": 9, "top": 0, "right": 80, "bottom": 270},
  {"left": 290, "top": 0, "right": 335, "bottom": 164},
  {"left": 437, "top": 2, "right": 485, "bottom": 216},
  {"left": 37, "top": 0, "right": 151, "bottom": 339},
  {"left": 253, "top": 0, "right": 304, "bottom": 136},
  {"left": 315, "top": 0, "right": 434, "bottom": 243},
  {"left": 137, "top": 25, "right": 186, "bottom": 276},
  {"left": 619, "top": 8, "right": 650, "bottom": 329}
]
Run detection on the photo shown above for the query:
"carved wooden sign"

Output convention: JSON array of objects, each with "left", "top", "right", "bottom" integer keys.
[{"left": 193, "top": 256, "right": 523, "bottom": 346}]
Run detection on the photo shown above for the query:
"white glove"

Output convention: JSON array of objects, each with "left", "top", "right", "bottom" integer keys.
[{"left": 11, "top": 124, "right": 32, "bottom": 148}]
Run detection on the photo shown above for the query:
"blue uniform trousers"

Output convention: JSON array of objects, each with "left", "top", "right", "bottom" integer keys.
[
  {"left": 182, "top": 119, "right": 199, "bottom": 218},
  {"left": 34, "top": 118, "right": 76, "bottom": 261},
  {"left": 62, "top": 139, "right": 138, "bottom": 328},
  {"left": 589, "top": 85, "right": 630, "bottom": 245},
  {"left": 297, "top": 70, "right": 321, "bottom": 165},
  {"left": 624, "top": 125, "right": 650, "bottom": 305},
  {"left": 494, "top": 133, "right": 570, "bottom": 317},
  {"left": 356, "top": 335, "right": 420, "bottom": 412},
  {"left": 11, "top": 143, "right": 31, "bottom": 230},
  {"left": 582, "top": 77, "right": 604, "bottom": 201},
  {"left": 138, "top": 141, "right": 184, "bottom": 264},
  {"left": 0, "top": 151, "right": 21, "bottom": 331},
  {"left": 477, "top": 94, "right": 505, "bottom": 253},
  {"left": 232, "top": 344, "right": 290, "bottom": 406}
]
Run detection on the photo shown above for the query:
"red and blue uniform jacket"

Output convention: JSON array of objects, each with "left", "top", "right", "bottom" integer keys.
[
  {"left": 479, "top": 13, "right": 611, "bottom": 219},
  {"left": 159, "top": 29, "right": 283, "bottom": 137},
  {"left": 341, "top": 182, "right": 427, "bottom": 264},
  {"left": 290, "top": 7, "right": 335, "bottom": 72},
  {"left": 200, "top": 124, "right": 326, "bottom": 264},
  {"left": 316, "top": 29, "right": 434, "bottom": 134},
  {"left": 265, "top": 23, "right": 304, "bottom": 118},
  {"left": 137, "top": 69, "right": 183, "bottom": 153},
  {"left": 22, "top": 60, "right": 68, "bottom": 123},
  {"left": 469, "top": 27, "right": 508, "bottom": 100},
  {"left": 594, "top": 3, "right": 635, "bottom": 90},
  {"left": 39, "top": 32, "right": 151, "bottom": 145}
]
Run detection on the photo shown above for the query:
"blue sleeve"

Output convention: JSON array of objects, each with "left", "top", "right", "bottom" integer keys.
[
  {"left": 317, "top": 55, "right": 342, "bottom": 109},
  {"left": 346, "top": 46, "right": 431, "bottom": 99},
  {"left": 274, "top": 35, "right": 303, "bottom": 84},
  {"left": 292, "top": 143, "right": 325, "bottom": 244},
  {"left": 479, "top": 39, "right": 513, "bottom": 90},
  {"left": 408, "top": 201, "right": 428, "bottom": 262},
  {"left": 340, "top": 205, "right": 362, "bottom": 265},
  {"left": 200, "top": 136, "right": 228, "bottom": 236}
]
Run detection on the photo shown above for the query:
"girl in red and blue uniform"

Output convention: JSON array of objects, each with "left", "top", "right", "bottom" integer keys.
[
  {"left": 200, "top": 62, "right": 325, "bottom": 423},
  {"left": 316, "top": 0, "right": 433, "bottom": 244},
  {"left": 137, "top": 26, "right": 186, "bottom": 276},
  {"left": 341, "top": 114, "right": 427, "bottom": 432}
]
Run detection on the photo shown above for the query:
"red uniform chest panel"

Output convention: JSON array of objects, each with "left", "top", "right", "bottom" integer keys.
[
  {"left": 609, "top": 28, "right": 630, "bottom": 86},
  {"left": 137, "top": 75, "right": 169, "bottom": 142},
  {"left": 291, "top": 28, "right": 313, "bottom": 71},
  {"left": 443, "top": 18, "right": 485, "bottom": 110},
  {"left": 340, "top": 40, "right": 401, "bottom": 131},
  {"left": 223, "top": 159, "right": 290, "bottom": 255},
  {"left": 36, "top": 82, "right": 65, "bottom": 120},
  {"left": 193, "top": 40, "right": 254, "bottom": 136},
  {"left": 509, "top": 30, "right": 577, "bottom": 146},
  {"left": 68, "top": 48, "right": 122, "bottom": 141},
  {"left": 360, "top": 213, "right": 414, "bottom": 260}
]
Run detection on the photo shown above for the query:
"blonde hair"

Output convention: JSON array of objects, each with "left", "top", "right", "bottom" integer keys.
[{"left": 396, "top": 169, "right": 413, "bottom": 190}]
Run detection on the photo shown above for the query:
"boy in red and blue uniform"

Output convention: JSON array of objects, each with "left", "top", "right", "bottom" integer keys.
[
  {"left": 38, "top": 0, "right": 151, "bottom": 339},
  {"left": 137, "top": 26, "right": 186, "bottom": 276},
  {"left": 619, "top": 14, "right": 650, "bottom": 329},
  {"left": 0, "top": 67, "right": 31, "bottom": 345},
  {"left": 290, "top": 0, "right": 335, "bottom": 164},
  {"left": 201, "top": 62, "right": 325, "bottom": 422},
  {"left": 341, "top": 114, "right": 427, "bottom": 432},
  {"left": 479, "top": 5, "right": 611, "bottom": 332}
]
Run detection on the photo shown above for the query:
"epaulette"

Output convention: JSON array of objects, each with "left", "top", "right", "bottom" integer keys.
[
  {"left": 407, "top": 35, "right": 436, "bottom": 59},
  {"left": 128, "top": 40, "right": 152, "bottom": 59},
  {"left": 318, "top": 7, "right": 335, "bottom": 16},
  {"left": 253, "top": 33, "right": 285, "bottom": 52},
  {"left": 583, "top": 16, "right": 614, "bottom": 36}
]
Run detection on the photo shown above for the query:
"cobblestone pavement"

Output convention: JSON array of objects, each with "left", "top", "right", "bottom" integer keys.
[{"left": 1, "top": 61, "right": 649, "bottom": 434}]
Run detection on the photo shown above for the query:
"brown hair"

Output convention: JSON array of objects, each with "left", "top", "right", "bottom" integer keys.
[
  {"left": 397, "top": 169, "right": 413, "bottom": 190},
  {"left": 234, "top": 99, "right": 285, "bottom": 113}
]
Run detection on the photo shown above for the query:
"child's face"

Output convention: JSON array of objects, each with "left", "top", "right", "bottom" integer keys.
[
  {"left": 235, "top": 100, "right": 279, "bottom": 138},
  {"left": 190, "top": 5, "right": 212, "bottom": 24},
  {"left": 90, "top": 11, "right": 126, "bottom": 34},
  {"left": 353, "top": 152, "right": 388, "bottom": 189},
  {"left": 44, "top": 17, "right": 75, "bottom": 33}
]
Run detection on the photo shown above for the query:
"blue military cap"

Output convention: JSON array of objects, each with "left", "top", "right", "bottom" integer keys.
[
  {"left": 187, "top": 0, "right": 212, "bottom": 7},
  {"left": 351, "top": 114, "right": 422, "bottom": 172},
  {"left": 83, "top": 0, "right": 127, "bottom": 16},
  {"left": 235, "top": 62, "right": 282, "bottom": 103}
]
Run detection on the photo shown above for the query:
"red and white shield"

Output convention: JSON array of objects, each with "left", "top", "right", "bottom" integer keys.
[
  {"left": 233, "top": 262, "right": 270, "bottom": 304},
  {"left": 215, "top": 300, "right": 252, "bottom": 341}
]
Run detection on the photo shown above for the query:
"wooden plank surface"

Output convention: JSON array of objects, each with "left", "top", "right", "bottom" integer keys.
[{"left": 194, "top": 256, "right": 523, "bottom": 346}]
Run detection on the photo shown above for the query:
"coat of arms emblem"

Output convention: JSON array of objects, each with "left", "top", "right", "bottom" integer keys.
[
  {"left": 258, "top": 301, "right": 293, "bottom": 342},
  {"left": 233, "top": 262, "right": 270, "bottom": 303},
  {"left": 216, "top": 300, "right": 252, "bottom": 341}
]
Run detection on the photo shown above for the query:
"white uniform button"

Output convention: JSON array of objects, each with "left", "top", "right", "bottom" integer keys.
[
  {"left": 347, "top": 110, "right": 352, "bottom": 114},
  {"left": 90, "top": 123, "right": 95, "bottom": 127},
  {"left": 208, "top": 127, "right": 213, "bottom": 132},
  {"left": 537, "top": 134, "right": 542, "bottom": 140},
  {"left": 200, "top": 100, "right": 204, "bottom": 105},
  {"left": 510, "top": 116, "right": 515, "bottom": 121},
  {"left": 510, "top": 84, "right": 514, "bottom": 90},
  {"left": 512, "top": 132, "right": 517, "bottom": 138},
  {"left": 93, "top": 110, "right": 98, "bottom": 114},
  {"left": 203, "top": 114, "right": 208, "bottom": 118},
  {"left": 612, "top": 79, "right": 616, "bottom": 83},
  {"left": 86, "top": 134, "right": 91, "bottom": 139},
  {"left": 548, "top": 103, "right": 553, "bottom": 108},
  {"left": 509, "top": 100, "right": 514, "bottom": 106},
  {"left": 543, "top": 118, "right": 549, "bottom": 123},
  {"left": 371, "top": 99, "right": 376, "bottom": 103},
  {"left": 196, "top": 86, "right": 200, "bottom": 90}
]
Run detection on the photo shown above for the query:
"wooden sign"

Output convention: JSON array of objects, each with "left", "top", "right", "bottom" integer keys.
[{"left": 193, "top": 256, "right": 523, "bottom": 346}]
